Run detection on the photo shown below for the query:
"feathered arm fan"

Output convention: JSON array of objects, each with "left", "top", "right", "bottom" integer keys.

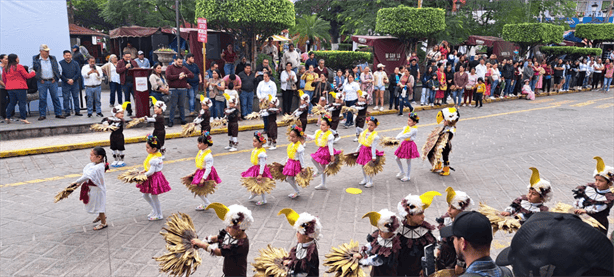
[
  {"left": 54, "top": 182, "right": 82, "bottom": 203},
  {"left": 153, "top": 213, "right": 202, "bottom": 277},
  {"left": 478, "top": 203, "right": 521, "bottom": 234},
  {"left": 323, "top": 240, "right": 366, "bottom": 277},
  {"left": 251, "top": 245, "right": 289, "bottom": 277},
  {"left": 118, "top": 168, "right": 148, "bottom": 183},
  {"left": 125, "top": 117, "right": 147, "bottom": 128},
  {"left": 379, "top": 137, "right": 400, "bottom": 148}
]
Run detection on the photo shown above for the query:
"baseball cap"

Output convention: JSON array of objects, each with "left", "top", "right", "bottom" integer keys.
[
  {"left": 440, "top": 211, "right": 492, "bottom": 244},
  {"left": 496, "top": 212, "right": 613, "bottom": 276},
  {"left": 39, "top": 44, "right": 51, "bottom": 51},
  {"left": 137, "top": 50, "right": 144, "bottom": 55},
  {"left": 377, "top": 63, "right": 385, "bottom": 68}
]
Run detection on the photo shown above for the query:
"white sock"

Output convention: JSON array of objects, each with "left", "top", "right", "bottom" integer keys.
[
  {"left": 151, "top": 194, "right": 162, "bottom": 217},
  {"left": 361, "top": 167, "right": 368, "bottom": 182},
  {"left": 396, "top": 157, "right": 405, "bottom": 174},
  {"left": 232, "top": 137, "right": 238, "bottom": 143},
  {"left": 261, "top": 194, "right": 266, "bottom": 202},
  {"left": 311, "top": 158, "right": 324, "bottom": 173},
  {"left": 113, "top": 150, "right": 120, "bottom": 162},
  {"left": 142, "top": 193, "right": 154, "bottom": 215},
  {"left": 198, "top": 195, "right": 211, "bottom": 206},
  {"left": 406, "top": 159, "right": 412, "bottom": 178},
  {"left": 287, "top": 176, "right": 300, "bottom": 193}
]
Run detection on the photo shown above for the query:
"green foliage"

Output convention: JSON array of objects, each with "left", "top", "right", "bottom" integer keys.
[
  {"left": 375, "top": 6, "right": 445, "bottom": 42},
  {"left": 290, "top": 15, "right": 331, "bottom": 45},
  {"left": 575, "top": 23, "right": 614, "bottom": 42},
  {"left": 540, "top": 46, "right": 602, "bottom": 57},
  {"left": 70, "top": 0, "right": 112, "bottom": 31},
  {"left": 100, "top": 0, "right": 195, "bottom": 28},
  {"left": 310, "top": 51, "right": 373, "bottom": 70},
  {"left": 502, "top": 23, "right": 564, "bottom": 45}
]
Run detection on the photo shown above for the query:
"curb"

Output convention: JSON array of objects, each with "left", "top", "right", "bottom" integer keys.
[{"left": 0, "top": 87, "right": 601, "bottom": 158}]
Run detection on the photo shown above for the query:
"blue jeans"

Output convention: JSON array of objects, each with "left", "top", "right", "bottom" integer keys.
[
  {"left": 263, "top": 115, "right": 269, "bottom": 131},
  {"left": 187, "top": 86, "right": 197, "bottom": 112},
  {"left": 452, "top": 89, "right": 463, "bottom": 105},
  {"left": 169, "top": 88, "right": 187, "bottom": 122},
  {"left": 304, "top": 90, "right": 314, "bottom": 113},
  {"left": 150, "top": 91, "right": 164, "bottom": 102},
  {"left": 224, "top": 63, "right": 234, "bottom": 75},
  {"left": 37, "top": 80, "right": 61, "bottom": 116},
  {"left": 504, "top": 79, "right": 513, "bottom": 96},
  {"left": 490, "top": 80, "right": 499, "bottom": 96},
  {"left": 564, "top": 75, "right": 572, "bottom": 90},
  {"left": 240, "top": 90, "right": 254, "bottom": 117},
  {"left": 344, "top": 99, "right": 357, "bottom": 126},
  {"left": 62, "top": 82, "right": 80, "bottom": 114},
  {"left": 122, "top": 82, "right": 134, "bottom": 114},
  {"left": 604, "top": 77, "right": 613, "bottom": 91},
  {"left": 399, "top": 95, "right": 413, "bottom": 114},
  {"left": 6, "top": 89, "right": 27, "bottom": 120},
  {"left": 530, "top": 78, "right": 537, "bottom": 91},
  {"left": 214, "top": 99, "right": 225, "bottom": 118},
  {"left": 109, "top": 82, "right": 122, "bottom": 106},
  {"left": 86, "top": 86, "right": 102, "bottom": 115},
  {"left": 420, "top": 87, "right": 429, "bottom": 104},
  {"left": 429, "top": 89, "right": 436, "bottom": 104}
]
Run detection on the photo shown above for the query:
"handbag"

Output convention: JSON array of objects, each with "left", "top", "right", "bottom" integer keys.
[{"left": 291, "top": 81, "right": 297, "bottom": 91}]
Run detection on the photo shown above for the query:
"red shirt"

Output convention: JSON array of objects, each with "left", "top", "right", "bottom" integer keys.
[
  {"left": 165, "top": 64, "right": 194, "bottom": 88},
  {"left": 222, "top": 49, "right": 236, "bottom": 63},
  {"left": 2, "top": 64, "right": 36, "bottom": 90}
]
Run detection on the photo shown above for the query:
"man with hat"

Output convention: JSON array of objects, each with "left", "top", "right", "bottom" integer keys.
[
  {"left": 32, "top": 44, "right": 64, "bottom": 120},
  {"left": 134, "top": 51, "right": 150, "bottom": 68},
  {"left": 440, "top": 211, "right": 513, "bottom": 277},
  {"left": 495, "top": 212, "right": 613, "bottom": 276}
]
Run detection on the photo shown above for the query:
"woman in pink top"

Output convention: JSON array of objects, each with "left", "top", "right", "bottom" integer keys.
[
  {"left": 360, "top": 67, "right": 374, "bottom": 105},
  {"left": 2, "top": 54, "right": 36, "bottom": 124},
  {"left": 603, "top": 59, "right": 613, "bottom": 92}
]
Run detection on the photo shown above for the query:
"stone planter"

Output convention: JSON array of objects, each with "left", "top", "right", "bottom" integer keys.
[{"left": 154, "top": 50, "right": 177, "bottom": 70}]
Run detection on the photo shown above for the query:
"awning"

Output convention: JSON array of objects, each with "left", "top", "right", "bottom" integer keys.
[
  {"left": 464, "top": 35, "right": 505, "bottom": 47},
  {"left": 69, "top": 24, "right": 108, "bottom": 37},
  {"left": 351, "top": 35, "right": 398, "bottom": 46},
  {"left": 350, "top": 35, "right": 404, "bottom": 75},
  {"left": 109, "top": 26, "right": 159, "bottom": 38},
  {"left": 271, "top": 35, "right": 291, "bottom": 41}
]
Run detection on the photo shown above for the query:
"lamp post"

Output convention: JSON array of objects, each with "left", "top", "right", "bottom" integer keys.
[{"left": 589, "top": 2, "right": 604, "bottom": 23}]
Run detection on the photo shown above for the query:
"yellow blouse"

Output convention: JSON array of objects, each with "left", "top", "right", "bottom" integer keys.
[
  {"left": 143, "top": 152, "right": 162, "bottom": 171},
  {"left": 250, "top": 147, "right": 266, "bottom": 166},
  {"left": 401, "top": 126, "right": 416, "bottom": 141},
  {"left": 287, "top": 141, "right": 301, "bottom": 160},
  {"left": 359, "top": 130, "right": 378, "bottom": 147},
  {"left": 195, "top": 149, "right": 211, "bottom": 169},
  {"left": 315, "top": 130, "right": 332, "bottom": 147}
]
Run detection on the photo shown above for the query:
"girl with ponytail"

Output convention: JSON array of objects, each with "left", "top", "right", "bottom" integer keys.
[{"left": 69, "top": 146, "right": 109, "bottom": 230}]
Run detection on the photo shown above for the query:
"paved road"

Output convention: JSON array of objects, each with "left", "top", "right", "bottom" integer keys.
[{"left": 1, "top": 91, "right": 613, "bottom": 276}]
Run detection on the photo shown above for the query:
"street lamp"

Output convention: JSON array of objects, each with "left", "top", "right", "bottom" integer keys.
[
  {"left": 589, "top": 2, "right": 604, "bottom": 23},
  {"left": 592, "top": 2, "right": 599, "bottom": 17}
]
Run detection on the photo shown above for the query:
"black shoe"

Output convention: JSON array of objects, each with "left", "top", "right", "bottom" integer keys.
[
  {"left": 180, "top": 120, "right": 187, "bottom": 125},
  {"left": 168, "top": 122, "right": 174, "bottom": 127},
  {"left": 127, "top": 111, "right": 133, "bottom": 116},
  {"left": 397, "top": 113, "right": 403, "bottom": 116},
  {"left": 74, "top": 113, "right": 83, "bottom": 116},
  {"left": 97, "top": 113, "right": 104, "bottom": 117},
  {"left": 56, "top": 115, "right": 66, "bottom": 119},
  {"left": 88, "top": 114, "right": 92, "bottom": 118},
  {"left": 64, "top": 113, "right": 71, "bottom": 117}
]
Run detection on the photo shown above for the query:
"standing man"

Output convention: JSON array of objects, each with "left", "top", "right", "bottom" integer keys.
[
  {"left": 313, "top": 59, "right": 329, "bottom": 79},
  {"left": 238, "top": 63, "right": 256, "bottom": 119},
  {"left": 221, "top": 44, "right": 237, "bottom": 76},
  {"left": 165, "top": 56, "right": 194, "bottom": 127},
  {"left": 408, "top": 58, "right": 420, "bottom": 103},
  {"left": 280, "top": 43, "right": 300, "bottom": 74},
  {"left": 135, "top": 51, "right": 150, "bottom": 68},
  {"left": 501, "top": 59, "right": 515, "bottom": 98},
  {"left": 32, "top": 44, "right": 63, "bottom": 120},
  {"left": 81, "top": 56, "right": 103, "bottom": 117},
  {"left": 116, "top": 52, "right": 139, "bottom": 116},
  {"left": 59, "top": 50, "right": 82, "bottom": 116},
  {"left": 235, "top": 56, "right": 248, "bottom": 75},
  {"left": 475, "top": 59, "right": 487, "bottom": 83},
  {"left": 304, "top": 52, "right": 317, "bottom": 69},
  {"left": 262, "top": 38, "right": 278, "bottom": 69},
  {"left": 553, "top": 58, "right": 565, "bottom": 93},
  {"left": 184, "top": 53, "right": 202, "bottom": 116},
  {"left": 123, "top": 42, "right": 137, "bottom": 60}
]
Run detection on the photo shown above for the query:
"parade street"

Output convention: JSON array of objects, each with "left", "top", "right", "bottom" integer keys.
[{"left": 1, "top": 91, "right": 613, "bottom": 277}]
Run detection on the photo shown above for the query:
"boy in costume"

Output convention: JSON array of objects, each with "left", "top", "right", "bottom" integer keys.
[{"left": 422, "top": 107, "right": 459, "bottom": 176}]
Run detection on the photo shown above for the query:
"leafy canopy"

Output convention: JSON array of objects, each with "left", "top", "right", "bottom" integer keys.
[
  {"left": 375, "top": 6, "right": 445, "bottom": 42},
  {"left": 575, "top": 23, "right": 614, "bottom": 42}
]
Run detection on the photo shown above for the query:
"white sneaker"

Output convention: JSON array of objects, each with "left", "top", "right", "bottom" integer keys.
[
  {"left": 396, "top": 172, "right": 404, "bottom": 179},
  {"left": 374, "top": 106, "right": 379, "bottom": 110},
  {"left": 269, "top": 145, "right": 277, "bottom": 150},
  {"left": 353, "top": 137, "right": 359, "bottom": 142},
  {"left": 224, "top": 145, "right": 232, "bottom": 150},
  {"left": 314, "top": 184, "right": 328, "bottom": 190},
  {"left": 288, "top": 192, "right": 300, "bottom": 199},
  {"left": 489, "top": 96, "right": 495, "bottom": 100},
  {"left": 117, "top": 162, "right": 126, "bottom": 167},
  {"left": 195, "top": 204, "right": 206, "bottom": 211},
  {"left": 359, "top": 179, "right": 367, "bottom": 185},
  {"left": 111, "top": 161, "right": 118, "bottom": 167},
  {"left": 364, "top": 182, "right": 373, "bottom": 188},
  {"left": 334, "top": 136, "right": 341, "bottom": 143},
  {"left": 400, "top": 176, "right": 410, "bottom": 182},
  {"left": 430, "top": 103, "right": 434, "bottom": 107},
  {"left": 229, "top": 147, "right": 237, "bottom": 152},
  {"left": 500, "top": 96, "right": 504, "bottom": 99},
  {"left": 380, "top": 107, "right": 384, "bottom": 111}
]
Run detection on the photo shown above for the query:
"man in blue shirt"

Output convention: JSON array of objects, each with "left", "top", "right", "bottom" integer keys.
[
  {"left": 304, "top": 52, "right": 317, "bottom": 69},
  {"left": 59, "top": 50, "right": 82, "bottom": 116},
  {"left": 184, "top": 53, "right": 201, "bottom": 115},
  {"left": 32, "top": 44, "right": 64, "bottom": 120},
  {"left": 135, "top": 51, "right": 150, "bottom": 68}
]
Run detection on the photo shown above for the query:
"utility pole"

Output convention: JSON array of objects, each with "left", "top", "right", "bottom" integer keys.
[{"left": 175, "top": 0, "right": 181, "bottom": 57}]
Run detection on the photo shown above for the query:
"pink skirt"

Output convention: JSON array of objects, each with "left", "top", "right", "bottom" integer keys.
[
  {"left": 191, "top": 167, "right": 223, "bottom": 185},
  {"left": 137, "top": 171, "right": 171, "bottom": 195},
  {"left": 241, "top": 165, "right": 273, "bottom": 179},
  {"left": 311, "top": 146, "right": 342, "bottom": 165},
  {"left": 356, "top": 145, "right": 384, "bottom": 165},
  {"left": 395, "top": 140, "right": 420, "bottom": 159},
  {"left": 282, "top": 159, "right": 302, "bottom": 177},
  {"left": 436, "top": 89, "right": 445, "bottom": 99}
]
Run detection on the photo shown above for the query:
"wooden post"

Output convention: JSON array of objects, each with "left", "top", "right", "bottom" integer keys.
[{"left": 203, "top": 41, "right": 207, "bottom": 89}]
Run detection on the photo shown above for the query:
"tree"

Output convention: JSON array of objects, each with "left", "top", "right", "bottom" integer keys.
[
  {"left": 69, "top": 0, "right": 114, "bottom": 31},
  {"left": 502, "top": 23, "right": 564, "bottom": 56},
  {"left": 290, "top": 15, "right": 331, "bottom": 51},
  {"left": 100, "top": 0, "right": 195, "bottom": 28},
  {"left": 375, "top": 6, "right": 445, "bottom": 43},
  {"left": 575, "top": 23, "right": 614, "bottom": 47},
  {"left": 196, "top": 0, "right": 295, "bottom": 62}
]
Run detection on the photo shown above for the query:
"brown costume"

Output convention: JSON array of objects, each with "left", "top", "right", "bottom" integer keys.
[
  {"left": 267, "top": 107, "right": 279, "bottom": 142},
  {"left": 225, "top": 108, "right": 239, "bottom": 137},
  {"left": 361, "top": 230, "right": 402, "bottom": 276},
  {"left": 199, "top": 109, "right": 211, "bottom": 134},
  {"left": 216, "top": 229, "right": 250, "bottom": 277},
  {"left": 397, "top": 220, "right": 437, "bottom": 276},
  {"left": 152, "top": 114, "right": 165, "bottom": 147},
  {"left": 285, "top": 241, "right": 319, "bottom": 276},
  {"left": 573, "top": 183, "right": 614, "bottom": 234}
]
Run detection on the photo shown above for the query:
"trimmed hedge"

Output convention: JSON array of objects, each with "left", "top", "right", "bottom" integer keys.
[
  {"left": 502, "top": 23, "right": 564, "bottom": 45},
  {"left": 196, "top": 0, "right": 295, "bottom": 34},
  {"left": 575, "top": 23, "right": 614, "bottom": 42},
  {"left": 311, "top": 51, "right": 373, "bottom": 70},
  {"left": 375, "top": 6, "right": 445, "bottom": 41},
  {"left": 540, "top": 46, "right": 602, "bottom": 57}
]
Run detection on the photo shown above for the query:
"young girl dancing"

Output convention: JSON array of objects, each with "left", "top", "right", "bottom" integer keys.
[
  {"left": 279, "top": 208, "right": 323, "bottom": 276},
  {"left": 183, "top": 132, "right": 222, "bottom": 211},
  {"left": 283, "top": 125, "right": 307, "bottom": 199},
  {"left": 104, "top": 102, "right": 129, "bottom": 167},
  {"left": 394, "top": 112, "right": 420, "bottom": 182},
  {"left": 193, "top": 95, "right": 212, "bottom": 134},
  {"left": 353, "top": 91, "right": 369, "bottom": 142},
  {"left": 71, "top": 146, "right": 109, "bottom": 230},
  {"left": 224, "top": 94, "right": 240, "bottom": 152},
  {"left": 308, "top": 115, "right": 343, "bottom": 190},
  {"left": 573, "top": 156, "right": 614, "bottom": 235},
  {"left": 146, "top": 97, "right": 167, "bottom": 158},
  {"left": 355, "top": 116, "right": 385, "bottom": 188},
  {"left": 293, "top": 92, "right": 310, "bottom": 131},
  {"left": 327, "top": 92, "right": 344, "bottom": 143},
  {"left": 136, "top": 134, "right": 172, "bottom": 220},
  {"left": 241, "top": 131, "right": 276, "bottom": 205}
]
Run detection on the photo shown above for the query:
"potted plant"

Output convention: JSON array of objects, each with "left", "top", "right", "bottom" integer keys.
[{"left": 153, "top": 48, "right": 177, "bottom": 70}]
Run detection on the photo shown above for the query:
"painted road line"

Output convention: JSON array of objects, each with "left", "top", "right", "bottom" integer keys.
[{"left": 596, "top": 103, "right": 614, "bottom": 109}]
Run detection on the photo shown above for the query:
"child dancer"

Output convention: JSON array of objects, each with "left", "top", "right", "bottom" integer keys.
[
  {"left": 327, "top": 92, "right": 344, "bottom": 143},
  {"left": 500, "top": 167, "right": 551, "bottom": 223},
  {"left": 224, "top": 94, "right": 239, "bottom": 152},
  {"left": 241, "top": 131, "right": 275, "bottom": 205},
  {"left": 146, "top": 97, "right": 166, "bottom": 158},
  {"left": 394, "top": 112, "right": 420, "bottom": 182},
  {"left": 283, "top": 125, "right": 307, "bottom": 199},
  {"left": 103, "top": 102, "right": 129, "bottom": 167},
  {"left": 521, "top": 79, "right": 535, "bottom": 100},
  {"left": 355, "top": 116, "right": 384, "bottom": 188},
  {"left": 435, "top": 187, "right": 473, "bottom": 274},
  {"left": 308, "top": 115, "right": 343, "bottom": 190},
  {"left": 193, "top": 95, "right": 212, "bottom": 134},
  {"left": 573, "top": 156, "right": 614, "bottom": 234},
  {"left": 191, "top": 203, "right": 253, "bottom": 277},
  {"left": 71, "top": 146, "right": 109, "bottom": 230},
  {"left": 422, "top": 107, "right": 460, "bottom": 176},
  {"left": 185, "top": 132, "right": 222, "bottom": 211},
  {"left": 136, "top": 134, "right": 172, "bottom": 220},
  {"left": 279, "top": 208, "right": 322, "bottom": 276},
  {"left": 396, "top": 191, "right": 441, "bottom": 276},
  {"left": 474, "top": 78, "right": 485, "bottom": 107},
  {"left": 265, "top": 95, "right": 280, "bottom": 150},
  {"left": 293, "top": 92, "right": 310, "bottom": 131},
  {"left": 355, "top": 209, "right": 402, "bottom": 276},
  {"left": 353, "top": 90, "right": 369, "bottom": 142}
]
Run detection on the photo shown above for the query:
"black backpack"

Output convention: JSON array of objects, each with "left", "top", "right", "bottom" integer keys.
[{"left": 22, "top": 66, "right": 38, "bottom": 94}]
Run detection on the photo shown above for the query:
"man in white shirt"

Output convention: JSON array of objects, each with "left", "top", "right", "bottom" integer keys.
[
  {"left": 489, "top": 63, "right": 500, "bottom": 99},
  {"left": 262, "top": 38, "right": 278, "bottom": 69},
  {"left": 256, "top": 72, "right": 277, "bottom": 132},
  {"left": 475, "top": 59, "right": 487, "bottom": 81},
  {"left": 81, "top": 56, "right": 104, "bottom": 117},
  {"left": 280, "top": 43, "right": 301, "bottom": 74}
]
